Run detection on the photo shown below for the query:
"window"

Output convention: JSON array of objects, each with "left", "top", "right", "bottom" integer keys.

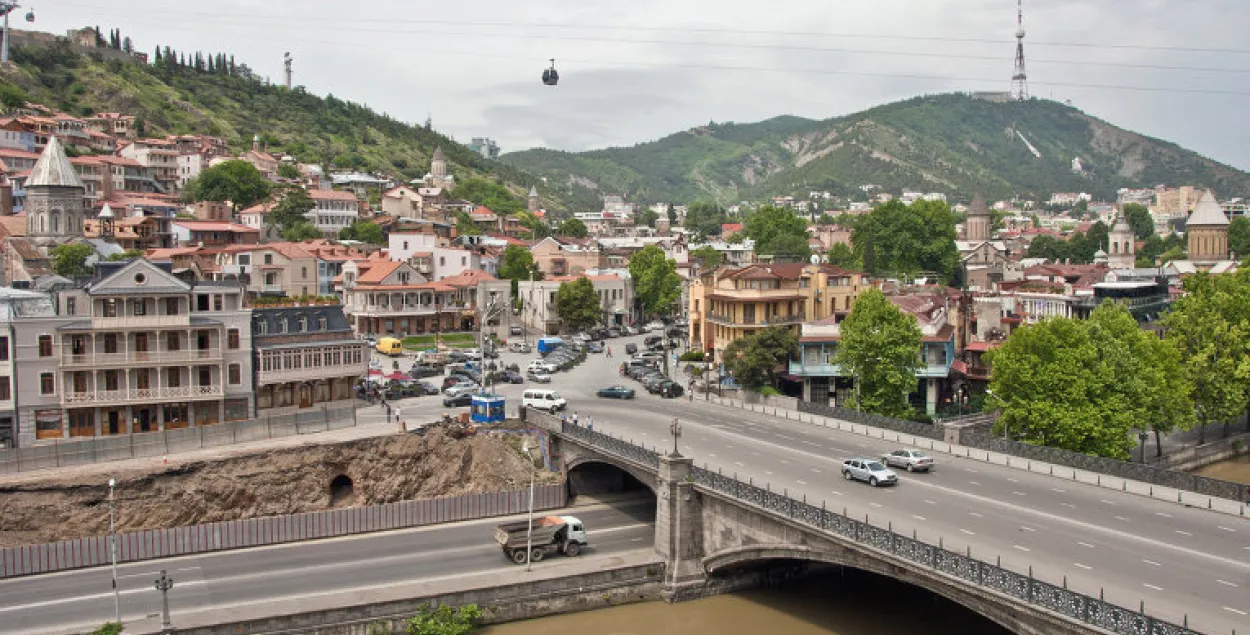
[
  {"left": 198, "top": 367, "right": 211, "bottom": 387},
  {"left": 298, "top": 316, "right": 308, "bottom": 332},
  {"left": 227, "top": 329, "right": 240, "bottom": 349},
  {"left": 440, "top": 257, "right": 445, "bottom": 267},
  {"left": 264, "top": 253, "right": 273, "bottom": 265},
  {"left": 102, "top": 299, "right": 118, "bottom": 317},
  {"left": 38, "top": 335, "right": 52, "bottom": 357},
  {"left": 104, "top": 370, "right": 119, "bottom": 391},
  {"left": 197, "top": 295, "right": 210, "bottom": 311},
  {"left": 134, "top": 333, "right": 148, "bottom": 353},
  {"left": 318, "top": 316, "right": 328, "bottom": 330},
  {"left": 164, "top": 298, "right": 180, "bottom": 315},
  {"left": 133, "top": 299, "right": 146, "bottom": 316},
  {"left": 0, "top": 376, "right": 10, "bottom": 401},
  {"left": 278, "top": 319, "right": 288, "bottom": 334},
  {"left": 228, "top": 364, "right": 241, "bottom": 385},
  {"left": 135, "top": 369, "right": 151, "bottom": 390},
  {"left": 214, "top": 295, "right": 223, "bottom": 311},
  {"left": 403, "top": 241, "right": 409, "bottom": 250},
  {"left": 257, "top": 320, "right": 268, "bottom": 335},
  {"left": 65, "top": 298, "right": 76, "bottom": 316},
  {"left": 301, "top": 267, "right": 308, "bottom": 279},
  {"left": 40, "top": 372, "right": 54, "bottom": 395}
]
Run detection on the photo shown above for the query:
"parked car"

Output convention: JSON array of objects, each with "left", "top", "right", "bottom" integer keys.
[
  {"left": 462, "top": 348, "right": 484, "bottom": 361},
  {"left": 587, "top": 341, "right": 605, "bottom": 353},
  {"left": 658, "top": 380, "right": 685, "bottom": 399},
  {"left": 881, "top": 449, "right": 935, "bottom": 472},
  {"left": 592, "top": 328, "right": 611, "bottom": 340},
  {"left": 510, "top": 325, "right": 524, "bottom": 336},
  {"left": 596, "top": 385, "right": 636, "bottom": 399},
  {"left": 644, "top": 335, "right": 663, "bottom": 348},
  {"left": 527, "top": 369, "right": 553, "bottom": 383},
  {"left": 509, "top": 341, "right": 532, "bottom": 353},
  {"left": 635, "top": 351, "right": 663, "bottom": 362},
  {"left": 494, "top": 369, "right": 525, "bottom": 384},
  {"left": 643, "top": 321, "right": 665, "bottom": 333},
  {"left": 607, "top": 327, "right": 624, "bottom": 338},
  {"left": 622, "top": 325, "right": 640, "bottom": 335},
  {"left": 443, "top": 381, "right": 479, "bottom": 397},
  {"left": 443, "top": 392, "right": 473, "bottom": 408},
  {"left": 408, "top": 365, "right": 440, "bottom": 379},
  {"left": 415, "top": 381, "right": 440, "bottom": 395},
  {"left": 528, "top": 359, "right": 557, "bottom": 374},
  {"left": 625, "top": 343, "right": 638, "bottom": 355},
  {"left": 643, "top": 374, "right": 670, "bottom": 393},
  {"left": 446, "top": 350, "right": 468, "bottom": 363},
  {"left": 841, "top": 458, "right": 898, "bottom": 487}
]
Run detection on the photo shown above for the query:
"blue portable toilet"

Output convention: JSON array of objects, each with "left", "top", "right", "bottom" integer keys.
[{"left": 470, "top": 393, "right": 506, "bottom": 424}]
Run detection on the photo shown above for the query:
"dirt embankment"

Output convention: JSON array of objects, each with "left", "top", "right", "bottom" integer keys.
[{"left": 0, "top": 427, "right": 558, "bottom": 547}]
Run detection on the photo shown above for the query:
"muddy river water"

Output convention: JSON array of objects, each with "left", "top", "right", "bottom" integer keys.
[
  {"left": 482, "top": 569, "right": 1009, "bottom": 635},
  {"left": 1195, "top": 453, "right": 1250, "bottom": 485}
]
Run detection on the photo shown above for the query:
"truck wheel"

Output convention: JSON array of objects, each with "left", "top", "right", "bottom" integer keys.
[
  {"left": 510, "top": 549, "right": 527, "bottom": 564},
  {"left": 530, "top": 548, "right": 545, "bottom": 562},
  {"left": 565, "top": 542, "right": 581, "bottom": 557}
]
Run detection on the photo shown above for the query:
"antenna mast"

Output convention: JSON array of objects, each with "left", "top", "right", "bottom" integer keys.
[
  {"left": 283, "top": 52, "right": 293, "bottom": 89},
  {"left": 1011, "top": 0, "right": 1029, "bottom": 100}
]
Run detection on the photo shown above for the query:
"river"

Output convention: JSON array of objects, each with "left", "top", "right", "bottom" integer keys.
[
  {"left": 1195, "top": 453, "right": 1250, "bottom": 485},
  {"left": 482, "top": 569, "right": 1009, "bottom": 635}
]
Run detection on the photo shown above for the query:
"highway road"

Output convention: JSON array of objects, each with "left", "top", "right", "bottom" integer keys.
[
  {"left": 0, "top": 501, "right": 656, "bottom": 635},
  {"left": 492, "top": 332, "right": 1250, "bottom": 635}
]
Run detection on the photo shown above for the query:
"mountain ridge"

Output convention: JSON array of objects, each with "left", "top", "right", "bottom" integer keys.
[{"left": 502, "top": 94, "right": 1250, "bottom": 206}]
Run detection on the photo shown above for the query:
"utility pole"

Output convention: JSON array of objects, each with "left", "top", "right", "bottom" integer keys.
[
  {"left": 522, "top": 442, "right": 535, "bottom": 572},
  {"left": 0, "top": 2, "right": 32, "bottom": 65},
  {"left": 108, "top": 478, "right": 120, "bottom": 625},
  {"left": 154, "top": 570, "right": 175, "bottom": 634}
]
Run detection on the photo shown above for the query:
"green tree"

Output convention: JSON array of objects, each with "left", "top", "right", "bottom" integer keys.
[
  {"left": 187, "top": 160, "right": 271, "bottom": 213},
  {"left": 666, "top": 203, "right": 678, "bottom": 225},
  {"left": 1121, "top": 203, "right": 1155, "bottom": 240},
  {"left": 1229, "top": 216, "right": 1250, "bottom": 260},
  {"left": 267, "top": 185, "right": 315, "bottom": 230},
  {"left": 281, "top": 220, "right": 322, "bottom": 241},
  {"left": 277, "top": 162, "right": 301, "bottom": 180},
  {"left": 683, "top": 200, "right": 727, "bottom": 237},
  {"left": 455, "top": 177, "right": 524, "bottom": 215},
  {"left": 339, "top": 220, "right": 385, "bottom": 244},
  {"left": 51, "top": 243, "right": 95, "bottom": 278},
  {"left": 555, "top": 277, "right": 602, "bottom": 332},
  {"left": 405, "top": 603, "right": 482, "bottom": 635},
  {"left": 721, "top": 326, "right": 798, "bottom": 391},
  {"left": 628, "top": 244, "right": 681, "bottom": 317},
  {"left": 1026, "top": 235, "right": 1070, "bottom": 262},
  {"left": 1164, "top": 273, "right": 1250, "bottom": 444},
  {"left": 824, "top": 242, "right": 859, "bottom": 269},
  {"left": 106, "top": 249, "right": 144, "bottom": 261},
  {"left": 498, "top": 245, "right": 540, "bottom": 282},
  {"left": 835, "top": 289, "right": 921, "bottom": 418},
  {"left": 815, "top": 213, "right": 837, "bottom": 225},
  {"left": 638, "top": 207, "right": 659, "bottom": 228},
  {"left": 557, "top": 218, "right": 588, "bottom": 238},
  {"left": 852, "top": 200, "right": 959, "bottom": 282},
  {"left": 455, "top": 211, "right": 482, "bottom": 236},
  {"left": 744, "top": 205, "right": 810, "bottom": 260},
  {"left": 689, "top": 245, "right": 723, "bottom": 269},
  {"left": 0, "top": 82, "right": 29, "bottom": 110}
]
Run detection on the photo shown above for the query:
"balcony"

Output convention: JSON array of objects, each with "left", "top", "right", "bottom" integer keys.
[
  {"left": 708, "top": 288, "right": 808, "bottom": 302},
  {"left": 258, "top": 362, "right": 366, "bottom": 385},
  {"left": 62, "top": 348, "right": 223, "bottom": 367},
  {"left": 90, "top": 314, "right": 191, "bottom": 329},
  {"left": 707, "top": 312, "right": 806, "bottom": 327},
  {"left": 351, "top": 304, "right": 440, "bottom": 318},
  {"left": 62, "top": 385, "right": 224, "bottom": 406},
  {"left": 788, "top": 361, "right": 844, "bottom": 377}
]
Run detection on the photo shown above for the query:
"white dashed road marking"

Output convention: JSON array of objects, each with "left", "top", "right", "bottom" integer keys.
[
  {"left": 1218, "top": 526, "right": 1236, "bottom": 533},
  {"left": 1077, "top": 541, "right": 1095, "bottom": 548},
  {"left": 960, "top": 529, "right": 975, "bottom": 535},
  {"left": 1142, "top": 583, "right": 1163, "bottom": 592},
  {"left": 870, "top": 502, "right": 883, "bottom": 508},
  {"left": 1154, "top": 512, "right": 1171, "bottom": 518},
  {"left": 1175, "top": 530, "right": 1192, "bottom": 537},
  {"left": 1073, "top": 563, "right": 1092, "bottom": 570},
  {"left": 1216, "top": 579, "right": 1239, "bottom": 588},
  {"left": 1224, "top": 607, "right": 1247, "bottom": 616},
  {"left": 969, "top": 512, "right": 984, "bottom": 518},
  {"left": 1013, "top": 545, "right": 1030, "bottom": 552},
  {"left": 1142, "top": 559, "right": 1161, "bottom": 567}
]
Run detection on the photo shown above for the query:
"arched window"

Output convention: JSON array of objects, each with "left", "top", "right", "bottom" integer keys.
[{"left": 50, "top": 211, "right": 60, "bottom": 234}]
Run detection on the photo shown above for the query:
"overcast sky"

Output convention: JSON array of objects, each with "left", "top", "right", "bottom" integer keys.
[{"left": 33, "top": 0, "right": 1250, "bottom": 171}]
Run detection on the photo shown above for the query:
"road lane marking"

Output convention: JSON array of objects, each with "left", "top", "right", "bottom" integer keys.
[
  {"left": 969, "top": 512, "right": 984, "bottom": 518},
  {"left": 764, "top": 471, "right": 773, "bottom": 476},
  {"left": 780, "top": 460, "right": 790, "bottom": 465},
  {"left": 735, "top": 462, "right": 745, "bottom": 467},
  {"left": 965, "top": 468, "right": 979, "bottom": 473},
  {"left": 1019, "top": 526, "right": 1036, "bottom": 532},
  {"left": 1175, "top": 530, "right": 1192, "bottom": 537},
  {"left": 1142, "top": 583, "right": 1163, "bottom": 592},
  {"left": 1077, "top": 541, "right": 1095, "bottom": 548},
  {"left": 1074, "top": 563, "right": 1092, "bottom": 570},
  {"left": 830, "top": 490, "right": 843, "bottom": 496},
  {"left": 1013, "top": 545, "right": 1030, "bottom": 552},
  {"left": 1011, "top": 491, "right": 1027, "bottom": 496},
  {"left": 1225, "top": 607, "right": 1248, "bottom": 616},
  {"left": 960, "top": 529, "right": 975, "bottom": 535},
  {"left": 924, "top": 499, "right": 936, "bottom": 505},
  {"left": 630, "top": 537, "right": 644, "bottom": 542},
  {"left": 1216, "top": 579, "right": 1239, "bottom": 587},
  {"left": 1142, "top": 559, "right": 1161, "bottom": 566},
  {"left": 869, "top": 502, "right": 883, "bottom": 508},
  {"left": 1051, "top": 487, "right": 1066, "bottom": 493},
  {"left": 969, "top": 481, "right": 981, "bottom": 486},
  {"left": 1007, "top": 477, "right": 1019, "bottom": 483},
  {"left": 811, "top": 468, "right": 822, "bottom": 474},
  {"left": 1154, "top": 511, "right": 1172, "bottom": 518},
  {"left": 1114, "top": 516, "right": 1130, "bottom": 522},
  {"left": 796, "top": 480, "right": 808, "bottom": 485},
  {"left": 801, "top": 440, "right": 820, "bottom": 447},
  {"left": 912, "top": 515, "right": 927, "bottom": 521},
  {"left": 1218, "top": 526, "right": 1236, "bottom": 533},
  {"left": 1060, "top": 503, "right": 1075, "bottom": 508},
  {"left": 751, "top": 452, "right": 761, "bottom": 457},
  {"left": 1099, "top": 499, "right": 1116, "bottom": 505},
  {"left": 708, "top": 453, "right": 717, "bottom": 458}
]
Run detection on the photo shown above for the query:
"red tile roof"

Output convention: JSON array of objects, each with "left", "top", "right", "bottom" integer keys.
[
  {"left": 309, "top": 189, "right": 360, "bottom": 202},
  {"left": 172, "top": 220, "right": 258, "bottom": 233},
  {"left": 356, "top": 260, "right": 404, "bottom": 284}
]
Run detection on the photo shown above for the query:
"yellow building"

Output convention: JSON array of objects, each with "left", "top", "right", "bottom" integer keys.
[{"left": 688, "top": 263, "right": 865, "bottom": 358}]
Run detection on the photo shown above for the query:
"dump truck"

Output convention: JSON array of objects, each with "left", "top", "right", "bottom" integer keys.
[{"left": 493, "top": 515, "right": 587, "bottom": 564}]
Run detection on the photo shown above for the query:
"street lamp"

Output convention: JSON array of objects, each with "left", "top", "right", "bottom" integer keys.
[
  {"left": 669, "top": 417, "right": 682, "bottom": 457},
  {"left": 522, "top": 441, "right": 536, "bottom": 572},
  {"left": 0, "top": 2, "right": 31, "bottom": 65},
  {"left": 154, "top": 569, "right": 175, "bottom": 634},
  {"left": 108, "top": 478, "right": 120, "bottom": 625},
  {"left": 1138, "top": 430, "right": 1149, "bottom": 464}
]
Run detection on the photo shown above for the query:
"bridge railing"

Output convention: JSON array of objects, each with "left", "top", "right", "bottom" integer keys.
[{"left": 559, "top": 420, "right": 1198, "bottom": 635}]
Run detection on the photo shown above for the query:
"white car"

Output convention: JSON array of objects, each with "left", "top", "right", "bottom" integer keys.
[
  {"left": 841, "top": 457, "right": 899, "bottom": 487},
  {"left": 509, "top": 342, "right": 532, "bottom": 353},
  {"left": 642, "top": 321, "right": 665, "bottom": 333},
  {"left": 527, "top": 359, "right": 557, "bottom": 374},
  {"left": 462, "top": 348, "right": 483, "bottom": 361},
  {"left": 881, "top": 449, "right": 935, "bottom": 472},
  {"left": 443, "top": 382, "right": 478, "bottom": 397}
]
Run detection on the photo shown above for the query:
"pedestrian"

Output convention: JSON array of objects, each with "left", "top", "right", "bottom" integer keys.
[
  {"left": 572, "top": 412, "right": 579, "bottom": 426},
  {"left": 586, "top": 415, "right": 593, "bottom": 432},
  {"left": 606, "top": 345, "right": 612, "bottom": 358}
]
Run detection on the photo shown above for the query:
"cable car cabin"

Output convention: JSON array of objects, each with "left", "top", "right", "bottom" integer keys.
[{"left": 542, "top": 59, "right": 559, "bottom": 86}]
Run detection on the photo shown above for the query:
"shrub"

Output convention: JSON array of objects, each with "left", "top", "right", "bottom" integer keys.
[
  {"left": 678, "top": 350, "right": 705, "bottom": 362},
  {"left": 759, "top": 386, "right": 781, "bottom": 398},
  {"left": 90, "top": 624, "right": 123, "bottom": 635}
]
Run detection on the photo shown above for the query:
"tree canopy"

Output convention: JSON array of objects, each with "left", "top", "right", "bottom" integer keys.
[
  {"left": 1025, "top": 222, "right": 1110, "bottom": 264},
  {"left": 497, "top": 245, "right": 541, "bottom": 282},
  {"left": 186, "top": 160, "right": 271, "bottom": 213},
  {"left": 743, "top": 205, "right": 810, "bottom": 260},
  {"left": 683, "top": 201, "right": 728, "bottom": 237},
  {"left": 452, "top": 177, "right": 524, "bottom": 215},
  {"left": 338, "top": 220, "right": 385, "bottom": 244},
  {"left": 51, "top": 243, "right": 95, "bottom": 278},
  {"left": 628, "top": 244, "right": 681, "bottom": 316},
  {"left": 455, "top": 211, "right": 481, "bottom": 236},
  {"left": 267, "top": 184, "right": 314, "bottom": 230},
  {"left": 824, "top": 242, "right": 859, "bottom": 269},
  {"left": 1121, "top": 203, "right": 1155, "bottom": 240},
  {"left": 1229, "top": 216, "right": 1250, "bottom": 260},
  {"left": 722, "top": 326, "right": 798, "bottom": 391},
  {"left": 276, "top": 162, "right": 301, "bottom": 180},
  {"left": 281, "top": 221, "right": 322, "bottom": 241},
  {"left": 835, "top": 289, "right": 921, "bottom": 418},
  {"left": 638, "top": 207, "right": 659, "bottom": 228},
  {"left": 557, "top": 218, "right": 588, "bottom": 238},
  {"left": 689, "top": 245, "right": 723, "bottom": 269},
  {"left": 555, "top": 277, "right": 602, "bottom": 331},
  {"left": 852, "top": 200, "right": 959, "bottom": 283}
]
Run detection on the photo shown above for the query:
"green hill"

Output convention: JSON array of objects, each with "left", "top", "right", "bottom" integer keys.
[
  {"left": 0, "top": 41, "right": 546, "bottom": 203},
  {"left": 502, "top": 94, "right": 1250, "bottom": 206}
]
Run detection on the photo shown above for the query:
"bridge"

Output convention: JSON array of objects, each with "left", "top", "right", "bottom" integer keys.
[{"left": 529, "top": 408, "right": 1242, "bottom": 635}]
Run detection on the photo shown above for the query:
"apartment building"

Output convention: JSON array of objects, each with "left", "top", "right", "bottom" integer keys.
[
  {"left": 11, "top": 260, "right": 254, "bottom": 446},
  {"left": 530, "top": 237, "right": 602, "bottom": 277},
  {"left": 251, "top": 306, "right": 367, "bottom": 414},
  {"left": 340, "top": 260, "right": 492, "bottom": 336},
  {"left": 0, "top": 288, "right": 56, "bottom": 447},
  {"left": 516, "top": 273, "right": 634, "bottom": 335},
  {"left": 388, "top": 231, "right": 480, "bottom": 280},
  {"left": 120, "top": 139, "right": 180, "bottom": 193},
  {"left": 688, "top": 263, "right": 865, "bottom": 356},
  {"left": 171, "top": 220, "right": 260, "bottom": 247},
  {"left": 215, "top": 243, "right": 319, "bottom": 299},
  {"left": 306, "top": 189, "right": 362, "bottom": 236}
]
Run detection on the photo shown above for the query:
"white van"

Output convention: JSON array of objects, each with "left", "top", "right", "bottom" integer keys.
[{"left": 523, "top": 389, "right": 567, "bottom": 413}]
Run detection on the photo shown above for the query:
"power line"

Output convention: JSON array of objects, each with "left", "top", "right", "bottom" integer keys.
[{"left": 54, "top": 2, "right": 1250, "bottom": 56}]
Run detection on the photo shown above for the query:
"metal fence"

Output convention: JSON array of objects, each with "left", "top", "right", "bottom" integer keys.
[
  {"left": 795, "top": 400, "right": 946, "bottom": 440},
  {"left": 560, "top": 420, "right": 1196, "bottom": 635},
  {"left": 0, "top": 482, "right": 566, "bottom": 579},
  {"left": 0, "top": 405, "right": 358, "bottom": 474}
]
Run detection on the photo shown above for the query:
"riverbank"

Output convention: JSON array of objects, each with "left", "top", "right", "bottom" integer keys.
[{"left": 1196, "top": 453, "right": 1250, "bottom": 485}]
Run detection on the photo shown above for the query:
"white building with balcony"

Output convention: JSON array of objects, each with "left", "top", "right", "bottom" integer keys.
[
  {"left": 11, "top": 260, "right": 254, "bottom": 445},
  {"left": 251, "top": 306, "right": 367, "bottom": 414}
]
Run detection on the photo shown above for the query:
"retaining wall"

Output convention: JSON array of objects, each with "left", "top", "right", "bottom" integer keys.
[{"left": 0, "top": 483, "right": 566, "bottom": 579}]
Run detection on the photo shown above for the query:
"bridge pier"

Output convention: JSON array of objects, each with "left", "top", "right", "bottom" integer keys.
[{"left": 655, "top": 453, "right": 707, "bottom": 601}]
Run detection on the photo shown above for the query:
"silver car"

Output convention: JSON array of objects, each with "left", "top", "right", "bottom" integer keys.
[
  {"left": 881, "top": 449, "right": 935, "bottom": 472},
  {"left": 842, "top": 457, "right": 898, "bottom": 487}
]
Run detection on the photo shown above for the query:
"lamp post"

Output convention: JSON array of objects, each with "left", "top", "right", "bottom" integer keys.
[
  {"left": 0, "top": 2, "right": 31, "bottom": 65},
  {"left": 669, "top": 417, "right": 682, "bottom": 457},
  {"left": 108, "top": 478, "right": 120, "bottom": 626},
  {"left": 1138, "top": 430, "right": 1149, "bottom": 464},
  {"left": 154, "top": 569, "right": 175, "bottom": 634},
  {"left": 522, "top": 442, "right": 536, "bottom": 572}
]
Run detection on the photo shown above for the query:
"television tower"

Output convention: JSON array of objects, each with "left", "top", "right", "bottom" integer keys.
[
  {"left": 1011, "top": 0, "right": 1029, "bottom": 100},
  {"left": 283, "top": 52, "right": 293, "bottom": 89}
]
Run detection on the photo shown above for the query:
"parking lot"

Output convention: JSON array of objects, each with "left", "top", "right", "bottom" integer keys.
[{"left": 363, "top": 325, "right": 693, "bottom": 425}]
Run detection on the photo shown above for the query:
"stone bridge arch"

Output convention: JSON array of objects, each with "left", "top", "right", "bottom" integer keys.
[{"left": 555, "top": 438, "right": 658, "bottom": 496}]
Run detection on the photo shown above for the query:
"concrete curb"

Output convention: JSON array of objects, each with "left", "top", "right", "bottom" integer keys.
[{"left": 706, "top": 397, "right": 1250, "bottom": 519}]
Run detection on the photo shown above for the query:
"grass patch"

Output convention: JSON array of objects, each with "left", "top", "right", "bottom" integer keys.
[{"left": 402, "top": 333, "right": 478, "bottom": 348}]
